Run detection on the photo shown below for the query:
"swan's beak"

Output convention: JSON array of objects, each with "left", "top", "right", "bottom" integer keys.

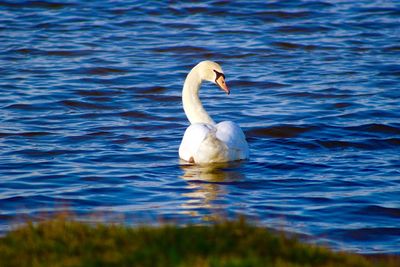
[{"left": 216, "top": 76, "right": 230, "bottom": 95}]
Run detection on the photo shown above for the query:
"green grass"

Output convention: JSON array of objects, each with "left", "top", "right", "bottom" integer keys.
[{"left": 0, "top": 216, "right": 398, "bottom": 267}]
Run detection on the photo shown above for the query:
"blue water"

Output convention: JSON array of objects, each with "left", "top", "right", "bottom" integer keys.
[{"left": 1, "top": 0, "right": 400, "bottom": 254}]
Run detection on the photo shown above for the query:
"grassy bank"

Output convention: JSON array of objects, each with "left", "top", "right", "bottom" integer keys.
[{"left": 0, "top": 217, "right": 398, "bottom": 267}]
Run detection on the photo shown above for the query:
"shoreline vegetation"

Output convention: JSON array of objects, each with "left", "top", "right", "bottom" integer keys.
[{"left": 0, "top": 216, "right": 398, "bottom": 267}]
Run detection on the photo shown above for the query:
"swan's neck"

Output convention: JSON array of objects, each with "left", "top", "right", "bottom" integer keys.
[{"left": 182, "top": 67, "right": 215, "bottom": 125}]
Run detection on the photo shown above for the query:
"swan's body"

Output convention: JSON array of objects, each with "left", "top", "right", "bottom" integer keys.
[{"left": 179, "top": 61, "right": 249, "bottom": 164}]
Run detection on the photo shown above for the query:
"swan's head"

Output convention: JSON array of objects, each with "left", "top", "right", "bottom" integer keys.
[{"left": 196, "top": 60, "right": 230, "bottom": 95}]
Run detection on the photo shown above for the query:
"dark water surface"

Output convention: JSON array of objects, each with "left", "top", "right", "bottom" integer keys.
[{"left": 1, "top": 0, "right": 400, "bottom": 254}]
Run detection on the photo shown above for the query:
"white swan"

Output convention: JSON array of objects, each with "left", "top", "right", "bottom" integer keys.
[{"left": 179, "top": 61, "right": 249, "bottom": 164}]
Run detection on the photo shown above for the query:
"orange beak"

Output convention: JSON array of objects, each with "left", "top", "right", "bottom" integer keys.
[{"left": 216, "top": 76, "right": 230, "bottom": 95}]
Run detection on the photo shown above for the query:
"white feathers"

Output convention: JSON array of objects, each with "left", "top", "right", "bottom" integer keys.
[
  {"left": 179, "top": 122, "right": 249, "bottom": 164},
  {"left": 179, "top": 61, "right": 249, "bottom": 164}
]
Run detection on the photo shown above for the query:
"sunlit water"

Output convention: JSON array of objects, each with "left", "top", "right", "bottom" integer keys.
[{"left": 1, "top": 0, "right": 400, "bottom": 254}]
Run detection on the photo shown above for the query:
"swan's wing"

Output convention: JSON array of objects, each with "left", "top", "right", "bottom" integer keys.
[
  {"left": 216, "top": 121, "right": 249, "bottom": 159},
  {"left": 179, "top": 123, "right": 214, "bottom": 161}
]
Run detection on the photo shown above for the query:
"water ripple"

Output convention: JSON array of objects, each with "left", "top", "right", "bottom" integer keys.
[{"left": 0, "top": 0, "right": 399, "bottom": 255}]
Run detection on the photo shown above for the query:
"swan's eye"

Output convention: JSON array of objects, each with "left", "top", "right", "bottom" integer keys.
[{"left": 213, "top": 70, "right": 225, "bottom": 83}]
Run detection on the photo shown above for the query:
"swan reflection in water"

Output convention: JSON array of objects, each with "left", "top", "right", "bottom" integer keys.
[{"left": 179, "top": 161, "right": 246, "bottom": 220}]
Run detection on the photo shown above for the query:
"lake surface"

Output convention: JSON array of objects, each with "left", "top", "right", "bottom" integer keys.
[{"left": 1, "top": 0, "right": 399, "bottom": 254}]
